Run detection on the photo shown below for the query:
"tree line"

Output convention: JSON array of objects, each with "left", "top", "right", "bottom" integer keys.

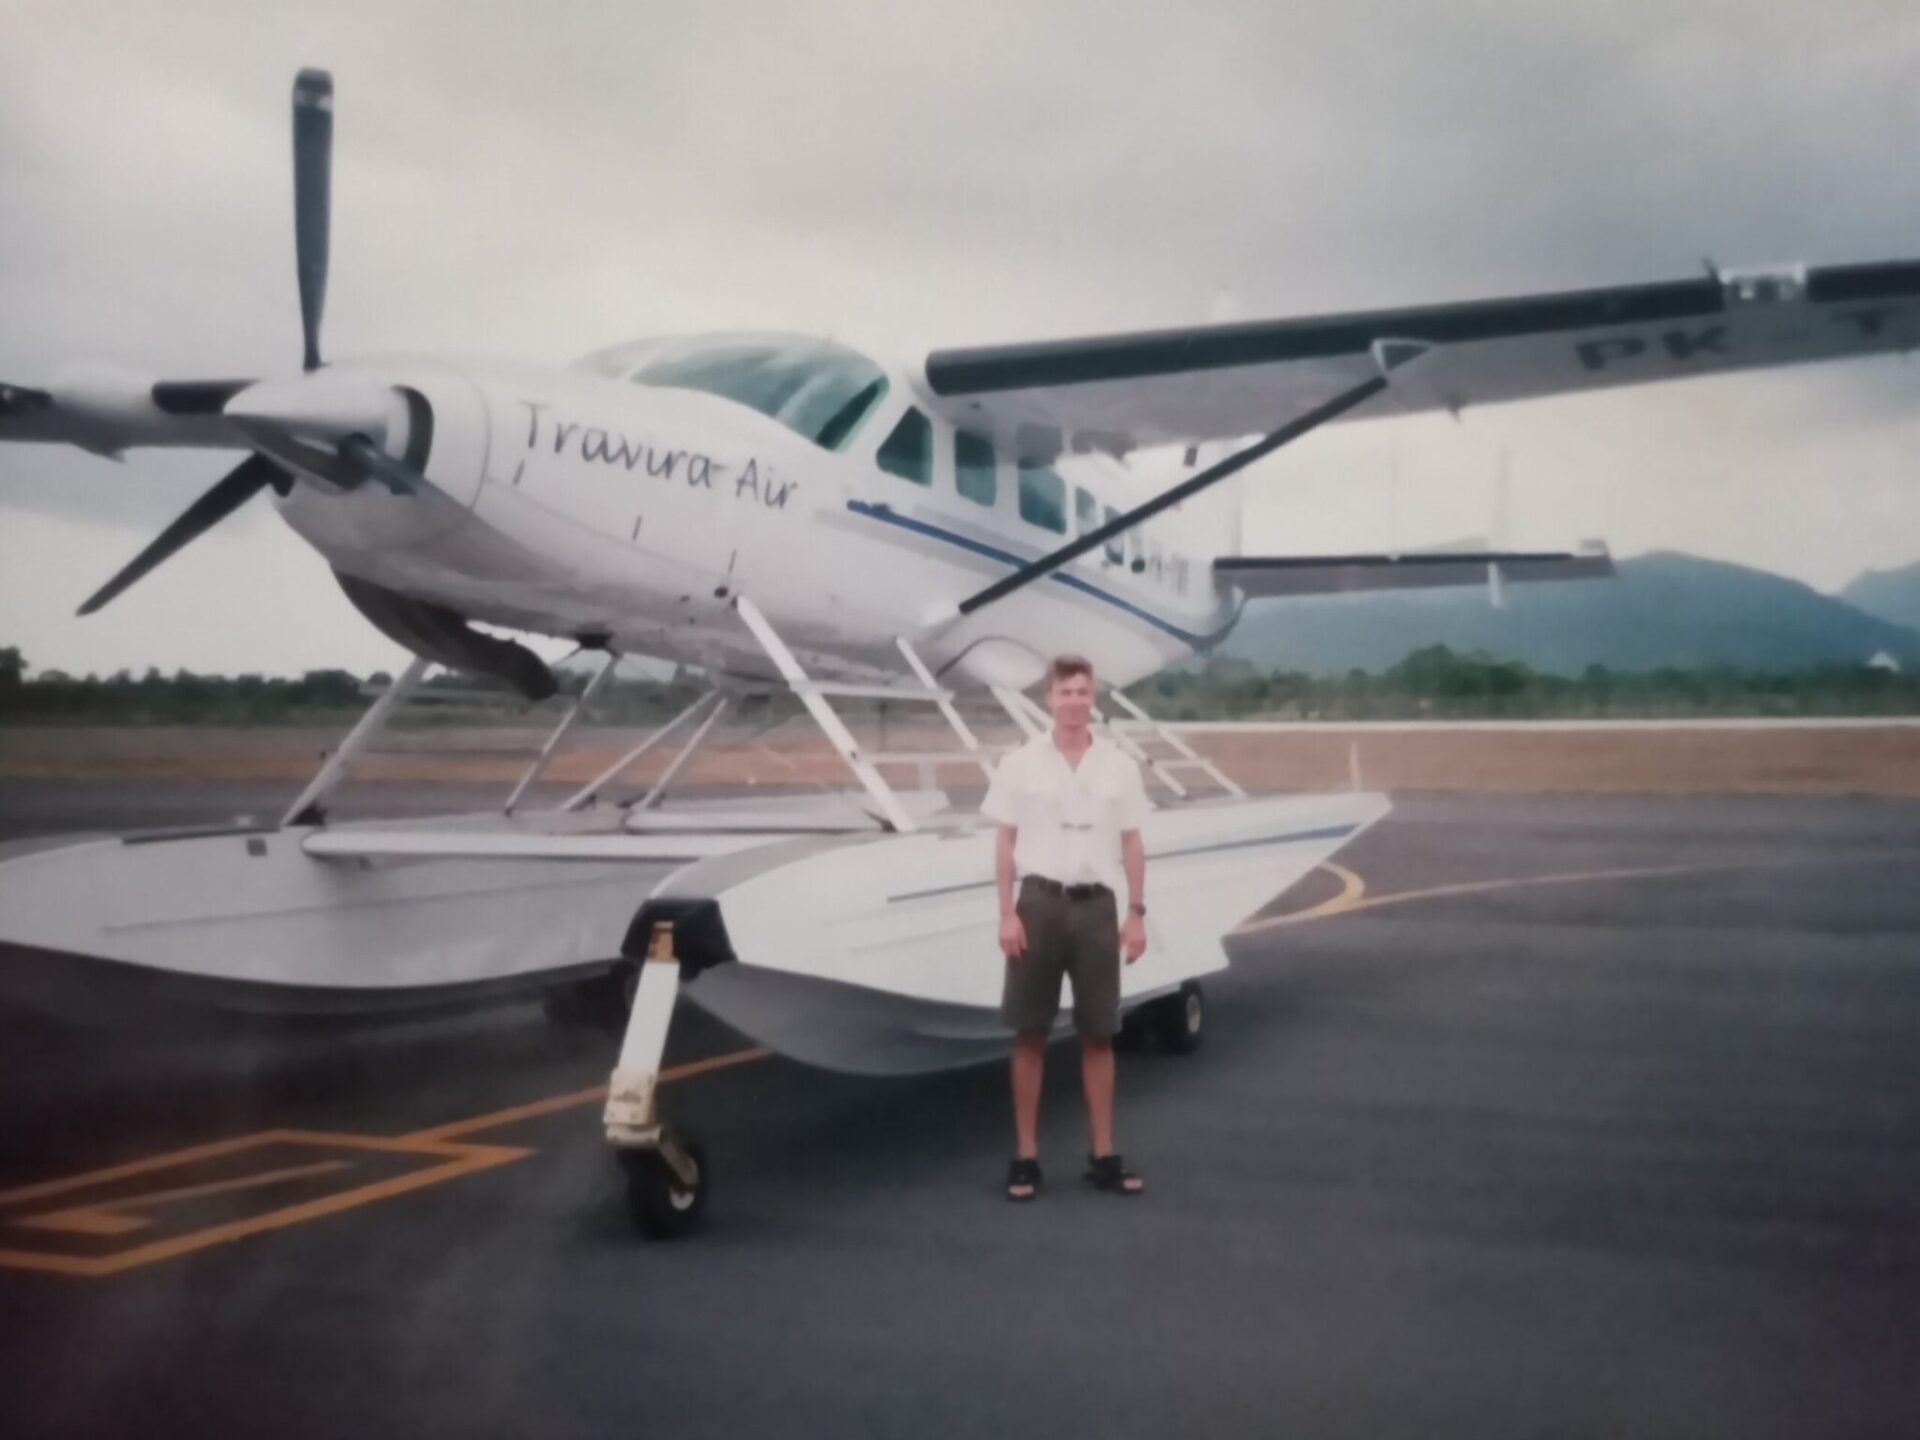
[
  {"left": 3, "top": 644, "right": 1916, "bottom": 725},
  {"left": 0, "top": 648, "right": 705, "bottom": 725},
  {"left": 1144, "top": 647, "right": 1920, "bottom": 720}
]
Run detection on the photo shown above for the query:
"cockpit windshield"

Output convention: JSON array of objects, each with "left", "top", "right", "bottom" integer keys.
[{"left": 575, "top": 334, "right": 890, "bottom": 451}]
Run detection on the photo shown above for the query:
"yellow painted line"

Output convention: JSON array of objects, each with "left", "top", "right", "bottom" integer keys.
[
  {"left": 0, "top": 1129, "right": 529, "bottom": 1277},
  {"left": 13, "top": 1159, "right": 353, "bottom": 1236},
  {"left": 1231, "top": 848, "right": 1920, "bottom": 938},
  {"left": 1230, "top": 861, "right": 1697, "bottom": 935},
  {"left": 0, "top": 1045, "right": 773, "bottom": 1278},
  {"left": 1242, "top": 861, "right": 1365, "bottom": 930},
  {"left": 13, "top": 1209, "right": 146, "bottom": 1238},
  {"left": 0, "top": 1130, "right": 314, "bottom": 1208},
  {"left": 408, "top": 1045, "right": 772, "bottom": 1143},
  {"left": 403, "top": 1085, "right": 613, "bottom": 1145}
]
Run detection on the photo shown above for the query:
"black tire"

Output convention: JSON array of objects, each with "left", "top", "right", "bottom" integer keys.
[
  {"left": 1149, "top": 981, "right": 1204, "bottom": 1055},
  {"left": 621, "top": 1137, "right": 709, "bottom": 1239}
]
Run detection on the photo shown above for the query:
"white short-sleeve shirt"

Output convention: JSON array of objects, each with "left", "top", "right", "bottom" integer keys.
[{"left": 980, "top": 731, "right": 1151, "bottom": 898}]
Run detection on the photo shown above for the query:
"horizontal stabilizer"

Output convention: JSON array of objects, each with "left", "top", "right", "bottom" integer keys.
[{"left": 1216, "top": 543, "right": 1613, "bottom": 598}]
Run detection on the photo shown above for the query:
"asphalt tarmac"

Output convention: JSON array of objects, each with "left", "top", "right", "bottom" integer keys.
[{"left": 2, "top": 783, "right": 1918, "bottom": 1439}]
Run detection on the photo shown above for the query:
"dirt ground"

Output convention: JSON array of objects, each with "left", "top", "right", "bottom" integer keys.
[{"left": 3, "top": 721, "right": 1917, "bottom": 796}]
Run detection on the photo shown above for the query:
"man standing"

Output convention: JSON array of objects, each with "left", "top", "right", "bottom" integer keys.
[{"left": 981, "top": 654, "right": 1149, "bottom": 1201}]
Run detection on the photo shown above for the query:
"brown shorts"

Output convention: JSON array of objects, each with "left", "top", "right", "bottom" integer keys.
[{"left": 1001, "top": 876, "right": 1122, "bottom": 1039}]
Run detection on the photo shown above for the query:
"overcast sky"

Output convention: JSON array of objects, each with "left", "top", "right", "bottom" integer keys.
[{"left": 4, "top": 0, "right": 1918, "bottom": 677}]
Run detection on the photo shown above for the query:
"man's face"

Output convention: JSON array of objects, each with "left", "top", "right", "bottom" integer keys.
[{"left": 1047, "top": 671, "right": 1095, "bottom": 730}]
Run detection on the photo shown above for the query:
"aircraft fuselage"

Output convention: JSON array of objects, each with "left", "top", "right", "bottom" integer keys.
[{"left": 273, "top": 348, "right": 1239, "bottom": 690}]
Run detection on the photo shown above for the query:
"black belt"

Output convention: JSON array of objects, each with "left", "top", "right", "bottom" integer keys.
[{"left": 1023, "top": 876, "right": 1112, "bottom": 902}]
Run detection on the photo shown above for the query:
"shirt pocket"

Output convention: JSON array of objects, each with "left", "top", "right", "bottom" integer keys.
[{"left": 1020, "top": 771, "right": 1064, "bottom": 830}]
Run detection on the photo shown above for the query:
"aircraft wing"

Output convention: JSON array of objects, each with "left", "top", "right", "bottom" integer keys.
[
  {"left": 920, "top": 261, "right": 1920, "bottom": 451},
  {"left": 0, "top": 376, "right": 246, "bottom": 455},
  {"left": 1215, "top": 544, "right": 1613, "bottom": 598}
]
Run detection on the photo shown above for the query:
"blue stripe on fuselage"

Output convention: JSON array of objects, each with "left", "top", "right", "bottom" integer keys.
[{"left": 845, "top": 498, "right": 1234, "bottom": 649}]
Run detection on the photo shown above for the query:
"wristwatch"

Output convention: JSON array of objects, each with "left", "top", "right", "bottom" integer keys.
[{"left": 1128, "top": 901, "right": 1147, "bottom": 917}]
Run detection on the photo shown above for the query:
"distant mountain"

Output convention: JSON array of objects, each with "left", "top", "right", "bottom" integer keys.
[
  {"left": 1841, "top": 562, "right": 1920, "bottom": 635},
  {"left": 1213, "top": 552, "right": 1920, "bottom": 676}
]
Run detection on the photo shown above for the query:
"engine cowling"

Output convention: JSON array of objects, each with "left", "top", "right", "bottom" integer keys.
[{"left": 333, "top": 570, "right": 557, "bottom": 700}]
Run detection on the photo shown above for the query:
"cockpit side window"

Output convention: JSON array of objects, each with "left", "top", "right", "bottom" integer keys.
[
  {"left": 955, "top": 432, "right": 996, "bottom": 506},
  {"left": 878, "top": 408, "right": 934, "bottom": 486},
  {"left": 1103, "top": 505, "right": 1126, "bottom": 564},
  {"left": 1018, "top": 462, "right": 1067, "bottom": 534}
]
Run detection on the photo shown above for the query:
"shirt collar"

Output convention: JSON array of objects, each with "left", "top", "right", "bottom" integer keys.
[{"left": 1033, "top": 729, "right": 1115, "bottom": 765}]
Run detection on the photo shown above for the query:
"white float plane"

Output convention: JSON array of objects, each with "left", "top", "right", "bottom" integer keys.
[{"left": 3, "top": 71, "right": 1915, "bottom": 1231}]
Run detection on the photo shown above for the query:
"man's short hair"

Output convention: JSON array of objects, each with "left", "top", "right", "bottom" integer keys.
[{"left": 1047, "top": 654, "right": 1095, "bottom": 689}]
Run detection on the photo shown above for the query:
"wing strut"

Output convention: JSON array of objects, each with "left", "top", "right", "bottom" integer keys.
[{"left": 949, "top": 340, "right": 1429, "bottom": 621}]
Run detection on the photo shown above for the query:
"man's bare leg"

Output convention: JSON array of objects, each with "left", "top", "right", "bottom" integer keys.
[
  {"left": 1011, "top": 1031, "right": 1047, "bottom": 1179},
  {"left": 1081, "top": 1035, "right": 1117, "bottom": 1158},
  {"left": 1081, "top": 1036, "right": 1144, "bottom": 1192}
]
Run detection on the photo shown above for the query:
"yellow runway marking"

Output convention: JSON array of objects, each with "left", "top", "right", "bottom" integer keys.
[
  {"left": 1239, "top": 861, "right": 1366, "bottom": 930},
  {"left": 14, "top": 1160, "right": 352, "bottom": 1236},
  {"left": 0, "top": 1045, "right": 770, "bottom": 1278},
  {"left": 0, "top": 1129, "right": 528, "bottom": 1277},
  {"left": 1233, "top": 847, "right": 1920, "bottom": 938},
  {"left": 408, "top": 1046, "right": 772, "bottom": 1143},
  {"left": 1230, "top": 860, "right": 1700, "bottom": 935}
]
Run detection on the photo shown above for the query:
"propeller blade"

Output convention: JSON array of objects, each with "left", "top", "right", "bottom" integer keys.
[
  {"left": 292, "top": 69, "right": 333, "bottom": 372},
  {"left": 77, "top": 454, "right": 285, "bottom": 616}
]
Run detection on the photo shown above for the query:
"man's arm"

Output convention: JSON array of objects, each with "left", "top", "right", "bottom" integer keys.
[
  {"left": 1120, "top": 829, "right": 1147, "bottom": 963},
  {"left": 997, "top": 824, "right": 1026, "bottom": 959}
]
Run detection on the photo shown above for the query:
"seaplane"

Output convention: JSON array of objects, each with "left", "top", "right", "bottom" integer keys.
[{"left": 2, "top": 70, "right": 1915, "bottom": 1234}]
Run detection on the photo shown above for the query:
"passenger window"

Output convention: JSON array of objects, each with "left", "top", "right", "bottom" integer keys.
[
  {"left": 1017, "top": 462, "right": 1067, "bottom": 533},
  {"left": 877, "top": 408, "right": 933, "bottom": 486},
  {"left": 1103, "top": 506, "right": 1126, "bottom": 564},
  {"left": 955, "top": 432, "right": 996, "bottom": 506},
  {"left": 1074, "top": 487, "right": 1099, "bottom": 537}
]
